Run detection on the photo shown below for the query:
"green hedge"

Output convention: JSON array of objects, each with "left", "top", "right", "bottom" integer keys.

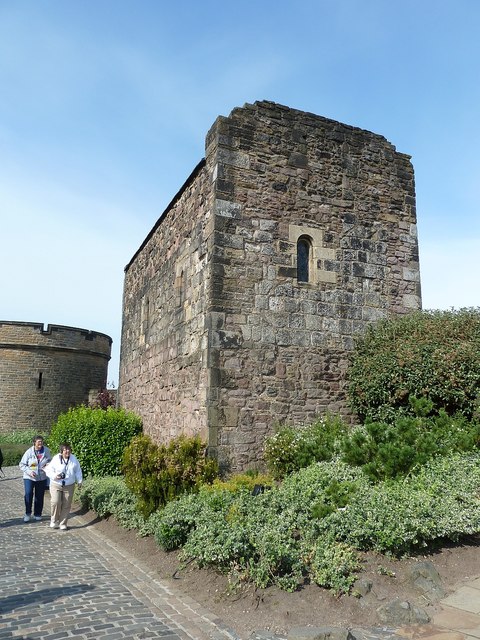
[{"left": 48, "top": 406, "right": 142, "bottom": 476}]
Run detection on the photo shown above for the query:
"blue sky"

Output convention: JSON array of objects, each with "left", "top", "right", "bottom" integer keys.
[{"left": 1, "top": 0, "right": 479, "bottom": 386}]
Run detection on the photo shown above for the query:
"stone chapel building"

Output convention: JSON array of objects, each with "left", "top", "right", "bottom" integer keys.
[{"left": 118, "top": 100, "right": 421, "bottom": 471}]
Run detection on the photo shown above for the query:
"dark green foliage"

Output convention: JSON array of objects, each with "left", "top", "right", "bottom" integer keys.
[
  {"left": 122, "top": 433, "right": 219, "bottom": 517},
  {"left": 311, "top": 480, "right": 358, "bottom": 519},
  {"left": 48, "top": 406, "right": 142, "bottom": 477},
  {"left": 342, "top": 408, "right": 480, "bottom": 481},
  {"left": 264, "top": 415, "right": 348, "bottom": 479},
  {"left": 347, "top": 308, "right": 480, "bottom": 421},
  {"left": 0, "top": 444, "right": 25, "bottom": 466}
]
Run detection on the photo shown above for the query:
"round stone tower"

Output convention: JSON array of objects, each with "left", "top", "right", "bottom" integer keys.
[{"left": 0, "top": 321, "right": 112, "bottom": 435}]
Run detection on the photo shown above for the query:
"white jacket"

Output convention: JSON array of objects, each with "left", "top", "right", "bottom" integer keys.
[
  {"left": 19, "top": 445, "right": 52, "bottom": 481},
  {"left": 46, "top": 453, "right": 83, "bottom": 487}
]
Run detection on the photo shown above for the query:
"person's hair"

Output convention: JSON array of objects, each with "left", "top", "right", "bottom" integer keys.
[
  {"left": 33, "top": 435, "right": 44, "bottom": 444},
  {"left": 59, "top": 443, "right": 71, "bottom": 453}
]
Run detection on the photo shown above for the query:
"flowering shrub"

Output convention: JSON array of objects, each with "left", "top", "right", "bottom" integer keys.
[{"left": 347, "top": 308, "right": 480, "bottom": 421}]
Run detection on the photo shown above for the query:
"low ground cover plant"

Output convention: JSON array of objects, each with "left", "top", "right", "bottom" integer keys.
[
  {"left": 79, "top": 451, "right": 480, "bottom": 594},
  {"left": 78, "top": 475, "right": 145, "bottom": 531}
]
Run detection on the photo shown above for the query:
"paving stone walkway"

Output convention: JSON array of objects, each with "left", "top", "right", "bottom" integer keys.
[{"left": 0, "top": 466, "right": 240, "bottom": 640}]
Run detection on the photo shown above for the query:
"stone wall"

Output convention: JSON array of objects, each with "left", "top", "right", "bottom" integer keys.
[
  {"left": 119, "top": 101, "right": 421, "bottom": 471},
  {"left": 119, "top": 161, "right": 214, "bottom": 444},
  {"left": 205, "top": 101, "right": 420, "bottom": 469},
  {"left": 0, "top": 321, "right": 112, "bottom": 434}
]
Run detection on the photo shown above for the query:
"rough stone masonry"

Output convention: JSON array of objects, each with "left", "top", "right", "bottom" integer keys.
[{"left": 119, "top": 100, "right": 421, "bottom": 471}]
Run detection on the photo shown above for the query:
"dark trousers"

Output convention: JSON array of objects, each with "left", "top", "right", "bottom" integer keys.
[{"left": 23, "top": 478, "right": 47, "bottom": 517}]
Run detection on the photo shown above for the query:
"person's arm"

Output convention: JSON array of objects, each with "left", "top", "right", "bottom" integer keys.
[
  {"left": 44, "top": 457, "right": 57, "bottom": 480},
  {"left": 75, "top": 460, "right": 83, "bottom": 486},
  {"left": 19, "top": 449, "right": 33, "bottom": 475},
  {"left": 41, "top": 447, "right": 52, "bottom": 467}
]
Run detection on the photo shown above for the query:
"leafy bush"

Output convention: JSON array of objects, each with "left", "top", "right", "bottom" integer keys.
[
  {"left": 48, "top": 406, "right": 142, "bottom": 477},
  {"left": 148, "top": 452, "right": 480, "bottom": 590},
  {"left": 80, "top": 452, "right": 480, "bottom": 593},
  {"left": 264, "top": 415, "right": 348, "bottom": 479},
  {"left": 342, "top": 410, "right": 480, "bottom": 481},
  {"left": 122, "top": 433, "right": 218, "bottom": 517},
  {"left": 347, "top": 308, "right": 480, "bottom": 421},
  {"left": 152, "top": 459, "right": 366, "bottom": 592}
]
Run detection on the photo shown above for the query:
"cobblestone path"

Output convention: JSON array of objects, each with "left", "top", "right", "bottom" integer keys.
[{"left": 0, "top": 466, "right": 239, "bottom": 640}]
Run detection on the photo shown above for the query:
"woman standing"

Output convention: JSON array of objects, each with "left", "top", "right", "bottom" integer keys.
[
  {"left": 45, "top": 443, "right": 83, "bottom": 531},
  {"left": 19, "top": 435, "right": 51, "bottom": 522}
]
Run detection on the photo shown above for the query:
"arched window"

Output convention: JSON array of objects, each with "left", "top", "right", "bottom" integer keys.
[{"left": 297, "top": 236, "right": 312, "bottom": 283}]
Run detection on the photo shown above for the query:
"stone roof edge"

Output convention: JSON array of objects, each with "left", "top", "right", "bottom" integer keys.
[
  {"left": 0, "top": 321, "right": 113, "bottom": 345},
  {"left": 124, "top": 158, "right": 206, "bottom": 273}
]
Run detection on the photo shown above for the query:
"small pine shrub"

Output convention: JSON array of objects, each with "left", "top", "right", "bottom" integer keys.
[
  {"left": 122, "top": 433, "right": 218, "bottom": 517},
  {"left": 48, "top": 406, "right": 142, "bottom": 477},
  {"left": 311, "top": 480, "right": 358, "bottom": 519},
  {"left": 342, "top": 409, "right": 480, "bottom": 481},
  {"left": 264, "top": 415, "right": 348, "bottom": 479}
]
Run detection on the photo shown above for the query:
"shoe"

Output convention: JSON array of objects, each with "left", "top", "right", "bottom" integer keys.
[
  {"left": 23, "top": 515, "right": 31, "bottom": 522},
  {"left": 59, "top": 524, "right": 68, "bottom": 531},
  {"left": 50, "top": 522, "right": 59, "bottom": 529},
  {"left": 34, "top": 516, "right": 42, "bottom": 521}
]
